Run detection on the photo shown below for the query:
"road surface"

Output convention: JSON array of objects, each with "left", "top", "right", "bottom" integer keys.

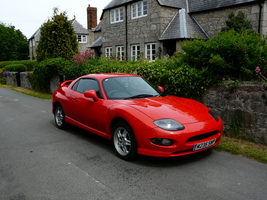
[{"left": 0, "top": 87, "right": 266, "bottom": 200}]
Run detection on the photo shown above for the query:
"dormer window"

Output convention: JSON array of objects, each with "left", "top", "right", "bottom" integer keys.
[
  {"left": 132, "top": 1, "right": 147, "bottom": 19},
  {"left": 77, "top": 35, "right": 87, "bottom": 43},
  {"left": 111, "top": 7, "right": 124, "bottom": 23}
]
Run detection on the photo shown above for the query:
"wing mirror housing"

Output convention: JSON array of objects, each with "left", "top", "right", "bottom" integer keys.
[{"left": 84, "top": 90, "right": 98, "bottom": 102}]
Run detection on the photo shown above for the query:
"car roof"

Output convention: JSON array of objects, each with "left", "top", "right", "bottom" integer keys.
[{"left": 80, "top": 73, "right": 140, "bottom": 80}]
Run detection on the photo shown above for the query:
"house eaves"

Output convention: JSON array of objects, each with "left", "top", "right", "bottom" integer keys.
[
  {"left": 89, "top": 37, "right": 103, "bottom": 48},
  {"left": 157, "top": 0, "right": 186, "bottom": 8},
  {"left": 159, "top": 8, "right": 208, "bottom": 41},
  {"left": 93, "top": 21, "right": 102, "bottom": 32},
  {"left": 188, "top": 0, "right": 260, "bottom": 13}
]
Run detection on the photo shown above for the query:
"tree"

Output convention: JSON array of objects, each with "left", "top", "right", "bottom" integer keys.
[
  {"left": 36, "top": 8, "right": 78, "bottom": 62},
  {"left": 221, "top": 11, "right": 254, "bottom": 33},
  {"left": 0, "top": 22, "right": 29, "bottom": 61}
]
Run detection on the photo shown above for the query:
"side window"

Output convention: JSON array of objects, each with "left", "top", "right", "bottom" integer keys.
[{"left": 72, "top": 78, "right": 101, "bottom": 97}]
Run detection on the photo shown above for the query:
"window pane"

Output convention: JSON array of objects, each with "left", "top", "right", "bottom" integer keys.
[
  {"left": 138, "top": 3, "right": 142, "bottom": 16},
  {"left": 143, "top": 1, "right": 147, "bottom": 15}
]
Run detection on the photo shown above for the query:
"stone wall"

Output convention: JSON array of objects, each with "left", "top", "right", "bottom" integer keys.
[
  {"left": 20, "top": 72, "right": 32, "bottom": 90},
  {"left": 203, "top": 81, "right": 267, "bottom": 144},
  {"left": 4, "top": 72, "right": 20, "bottom": 87},
  {"left": 192, "top": 3, "right": 266, "bottom": 37},
  {"left": 4, "top": 72, "right": 60, "bottom": 94}
]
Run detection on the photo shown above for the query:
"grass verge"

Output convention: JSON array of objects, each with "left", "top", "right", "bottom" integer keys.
[
  {"left": 215, "top": 136, "right": 267, "bottom": 164},
  {"left": 0, "top": 84, "right": 52, "bottom": 99},
  {"left": 12, "top": 87, "right": 52, "bottom": 99}
]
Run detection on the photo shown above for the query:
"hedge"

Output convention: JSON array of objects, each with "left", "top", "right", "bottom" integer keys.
[{"left": 0, "top": 60, "right": 36, "bottom": 71}]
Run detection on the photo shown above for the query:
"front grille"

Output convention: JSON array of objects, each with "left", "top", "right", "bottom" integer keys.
[{"left": 186, "top": 131, "right": 218, "bottom": 142}]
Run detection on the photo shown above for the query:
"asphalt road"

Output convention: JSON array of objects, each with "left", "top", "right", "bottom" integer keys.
[{"left": 0, "top": 87, "right": 266, "bottom": 200}]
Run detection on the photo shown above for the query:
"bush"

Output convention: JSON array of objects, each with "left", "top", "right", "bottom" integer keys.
[
  {"left": 0, "top": 60, "right": 36, "bottom": 71},
  {"left": 178, "top": 30, "right": 267, "bottom": 80},
  {"left": 32, "top": 58, "right": 72, "bottom": 92},
  {"left": 4, "top": 64, "right": 27, "bottom": 72}
]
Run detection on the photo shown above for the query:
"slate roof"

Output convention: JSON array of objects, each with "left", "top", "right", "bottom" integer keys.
[
  {"left": 89, "top": 37, "right": 103, "bottom": 48},
  {"left": 188, "top": 0, "right": 259, "bottom": 13},
  {"left": 159, "top": 9, "right": 208, "bottom": 40},
  {"left": 93, "top": 21, "right": 102, "bottom": 32},
  {"left": 104, "top": 0, "right": 186, "bottom": 10},
  {"left": 157, "top": 0, "right": 186, "bottom": 8},
  {"left": 93, "top": 0, "right": 261, "bottom": 45},
  {"left": 72, "top": 20, "right": 89, "bottom": 35},
  {"left": 104, "top": 0, "right": 134, "bottom": 10}
]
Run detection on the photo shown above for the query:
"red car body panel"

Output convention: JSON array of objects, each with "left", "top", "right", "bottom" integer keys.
[{"left": 52, "top": 73, "right": 223, "bottom": 157}]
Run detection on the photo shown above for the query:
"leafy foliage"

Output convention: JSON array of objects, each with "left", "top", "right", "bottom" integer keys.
[
  {"left": 221, "top": 11, "right": 254, "bottom": 33},
  {"left": 0, "top": 22, "right": 29, "bottom": 61},
  {"left": 178, "top": 30, "right": 267, "bottom": 80},
  {"left": 4, "top": 64, "right": 27, "bottom": 72},
  {"left": 36, "top": 8, "right": 78, "bottom": 62},
  {"left": 0, "top": 60, "right": 36, "bottom": 71},
  {"left": 32, "top": 58, "right": 72, "bottom": 92}
]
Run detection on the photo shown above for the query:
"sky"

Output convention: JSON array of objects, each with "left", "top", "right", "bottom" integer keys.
[{"left": 0, "top": 0, "right": 110, "bottom": 39}]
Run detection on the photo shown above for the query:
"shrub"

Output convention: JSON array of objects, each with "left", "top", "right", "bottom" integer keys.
[
  {"left": 4, "top": 64, "right": 27, "bottom": 72},
  {"left": 32, "top": 58, "right": 72, "bottom": 92},
  {"left": 0, "top": 60, "right": 36, "bottom": 71},
  {"left": 178, "top": 30, "right": 267, "bottom": 80}
]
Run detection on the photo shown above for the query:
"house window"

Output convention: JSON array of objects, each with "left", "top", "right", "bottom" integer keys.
[
  {"left": 131, "top": 45, "right": 140, "bottom": 61},
  {"left": 77, "top": 35, "right": 87, "bottom": 43},
  {"left": 111, "top": 7, "right": 124, "bottom": 23},
  {"left": 105, "top": 47, "right": 113, "bottom": 57},
  {"left": 116, "top": 46, "right": 125, "bottom": 60},
  {"left": 146, "top": 43, "right": 156, "bottom": 61},
  {"left": 132, "top": 1, "right": 147, "bottom": 19}
]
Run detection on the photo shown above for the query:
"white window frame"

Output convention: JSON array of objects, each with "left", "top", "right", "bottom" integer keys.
[
  {"left": 116, "top": 46, "right": 125, "bottom": 61},
  {"left": 132, "top": 0, "right": 148, "bottom": 19},
  {"left": 110, "top": 7, "right": 124, "bottom": 24},
  {"left": 105, "top": 47, "right": 113, "bottom": 57},
  {"left": 131, "top": 44, "right": 141, "bottom": 61},
  {"left": 77, "top": 35, "right": 87, "bottom": 43},
  {"left": 145, "top": 43, "right": 156, "bottom": 61}
]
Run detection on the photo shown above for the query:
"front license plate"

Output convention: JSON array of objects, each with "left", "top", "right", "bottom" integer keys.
[{"left": 193, "top": 139, "right": 216, "bottom": 151}]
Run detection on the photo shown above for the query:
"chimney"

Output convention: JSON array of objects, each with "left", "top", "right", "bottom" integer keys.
[{"left": 87, "top": 4, "right": 97, "bottom": 29}]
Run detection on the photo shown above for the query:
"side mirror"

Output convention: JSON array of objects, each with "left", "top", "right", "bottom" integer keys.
[
  {"left": 158, "top": 86, "right": 164, "bottom": 92},
  {"left": 84, "top": 90, "right": 98, "bottom": 102}
]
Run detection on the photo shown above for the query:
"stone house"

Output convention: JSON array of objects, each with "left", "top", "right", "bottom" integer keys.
[
  {"left": 89, "top": 0, "right": 267, "bottom": 61},
  {"left": 29, "top": 5, "right": 97, "bottom": 60}
]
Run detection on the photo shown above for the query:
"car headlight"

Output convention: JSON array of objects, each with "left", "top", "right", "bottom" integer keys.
[{"left": 154, "top": 119, "right": 184, "bottom": 131}]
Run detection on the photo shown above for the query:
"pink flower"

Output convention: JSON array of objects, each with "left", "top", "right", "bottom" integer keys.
[{"left": 255, "top": 67, "right": 261, "bottom": 73}]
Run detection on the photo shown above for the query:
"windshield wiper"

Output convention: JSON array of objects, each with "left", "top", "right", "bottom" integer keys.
[{"left": 124, "top": 94, "right": 156, "bottom": 99}]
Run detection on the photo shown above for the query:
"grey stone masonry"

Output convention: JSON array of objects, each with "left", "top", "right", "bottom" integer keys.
[
  {"left": 203, "top": 81, "right": 267, "bottom": 144},
  {"left": 20, "top": 72, "right": 32, "bottom": 90},
  {"left": 101, "top": 0, "right": 178, "bottom": 58},
  {"left": 192, "top": 3, "right": 267, "bottom": 37}
]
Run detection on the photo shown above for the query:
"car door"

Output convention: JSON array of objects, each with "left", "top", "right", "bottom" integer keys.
[{"left": 68, "top": 78, "right": 107, "bottom": 132}]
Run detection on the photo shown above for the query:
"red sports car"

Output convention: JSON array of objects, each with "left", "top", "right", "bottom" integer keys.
[{"left": 52, "top": 73, "right": 223, "bottom": 160}]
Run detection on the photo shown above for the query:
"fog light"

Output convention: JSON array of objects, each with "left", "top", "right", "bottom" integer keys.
[{"left": 151, "top": 138, "right": 174, "bottom": 146}]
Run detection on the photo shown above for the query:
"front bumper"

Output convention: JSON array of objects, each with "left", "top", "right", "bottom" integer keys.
[{"left": 135, "top": 118, "right": 223, "bottom": 157}]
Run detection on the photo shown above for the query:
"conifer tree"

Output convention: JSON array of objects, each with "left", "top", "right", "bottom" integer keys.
[
  {"left": 36, "top": 8, "right": 78, "bottom": 62},
  {"left": 221, "top": 11, "right": 254, "bottom": 33}
]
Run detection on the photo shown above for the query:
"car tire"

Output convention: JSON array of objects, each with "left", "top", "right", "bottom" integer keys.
[
  {"left": 112, "top": 121, "right": 137, "bottom": 160},
  {"left": 54, "top": 105, "right": 67, "bottom": 129}
]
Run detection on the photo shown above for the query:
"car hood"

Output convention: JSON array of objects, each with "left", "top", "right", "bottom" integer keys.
[{"left": 114, "top": 96, "right": 212, "bottom": 124}]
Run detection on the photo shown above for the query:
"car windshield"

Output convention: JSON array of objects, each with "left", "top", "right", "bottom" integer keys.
[{"left": 103, "top": 76, "right": 160, "bottom": 99}]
